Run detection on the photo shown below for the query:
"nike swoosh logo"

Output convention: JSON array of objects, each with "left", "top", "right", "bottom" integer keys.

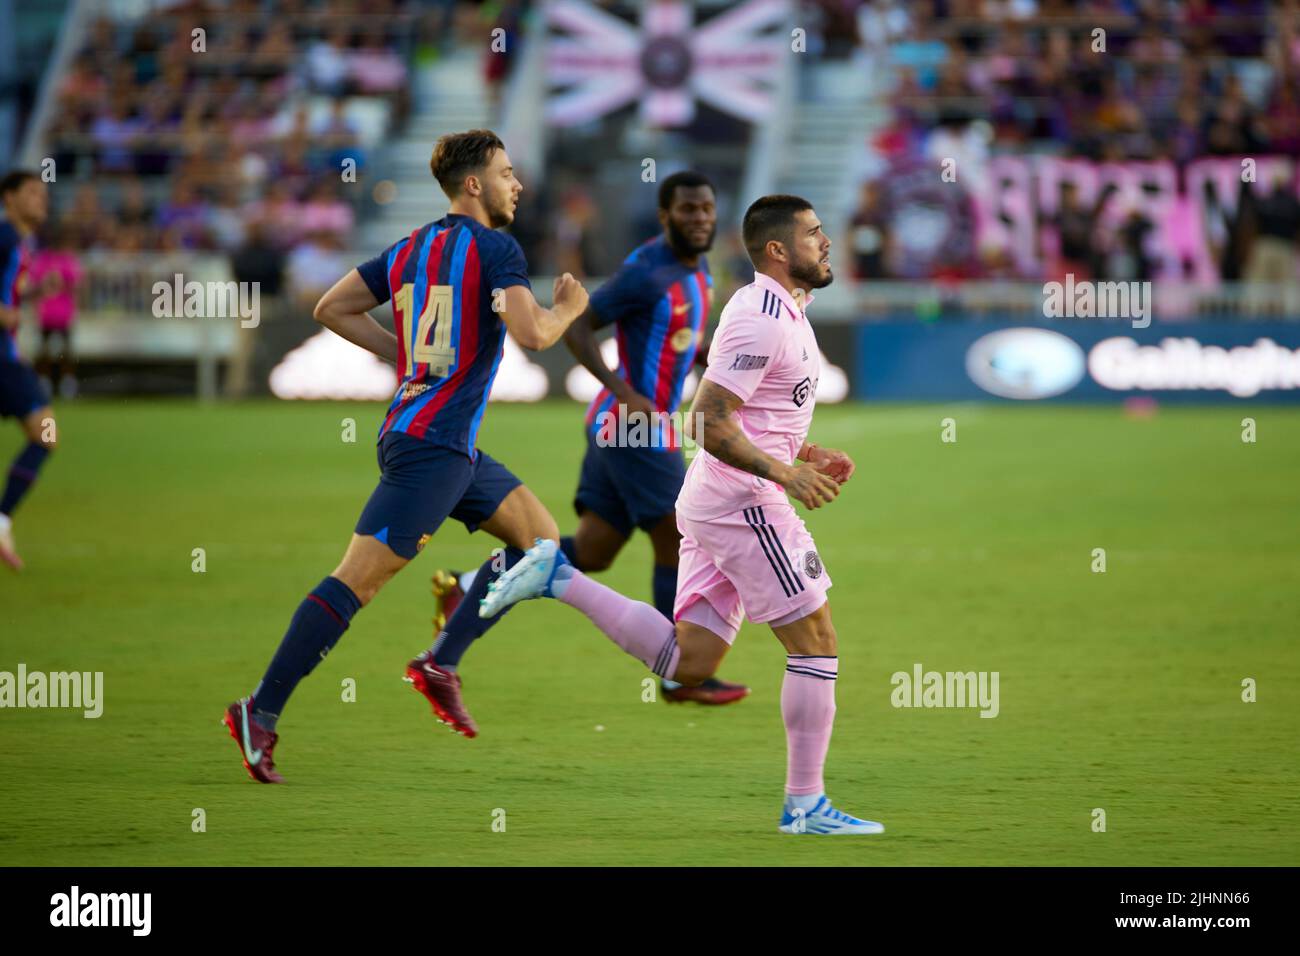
[
  {"left": 673, "top": 304, "right": 690, "bottom": 315},
  {"left": 240, "top": 703, "right": 263, "bottom": 766}
]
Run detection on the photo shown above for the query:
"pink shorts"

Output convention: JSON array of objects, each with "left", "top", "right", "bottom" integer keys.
[{"left": 674, "top": 502, "right": 831, "bottom": 644}]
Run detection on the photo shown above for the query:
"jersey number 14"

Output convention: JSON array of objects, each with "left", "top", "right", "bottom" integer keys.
[{"left": 394, "top": 283, "right": 456, "bottom": 378}]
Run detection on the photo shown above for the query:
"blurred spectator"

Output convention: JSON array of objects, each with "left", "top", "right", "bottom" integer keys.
[
  {"left": 483, "top": 1, "right": 526, "bottom": 110},
  {"left": 1041, "top": 181, "right": 1118, "bottom": 281},
  {"left": 231, "top": 220, "right": 287, "bottom": 303},
  {"left": 352, "top": 30, "right": 409, "bottom": 95},
  {"left": 157, "top": 181, "right": 211, "bottom": 250},
  {"left": 30, "top": 226, "right": 83, "bottom": 399},
  {"left": 313, "top": 99, "right": 366, "bottom": 172},
  {"left": 307, "top": 27, "right": 352, "bottom": 97},
  {"left": 286, "top": 230, "right": 349, "bottom": 309},
  {"left": 209, "top": 185, "right": 249, "bottom": 253},
  {"left": 553, "top": 186, "right": 602, "bottom": 278},
  {"left": 299, "top": 181, "right": 356, "bottom": 241},
  {"left": 117, "top": 180, "right": 155, "bottom": 232},
  {"left": 91, "top": 98, "right": 144, "bottom": 175},
  {"left": 1107, "top": 210, "right": 1157, "bottom": 283},
  {"left": 244, "top": 181, "right": 305, "bottom": 252},
  {"left": 1203, "top": 176, "right": 1254, "bottom": 283},
  {"left": 60, "top": 185, "right": 107, "bottom": 251},
  {"left": 846, "top": 181, "right": 889, "bottom": 280},
  {"left": 1244, "top": 176, "right": 1300, "bottom": 285}
]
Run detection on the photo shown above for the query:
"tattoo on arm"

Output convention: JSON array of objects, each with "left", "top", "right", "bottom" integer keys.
[{"left": 695, "top": 381, "right": 783, "bottom": 482}]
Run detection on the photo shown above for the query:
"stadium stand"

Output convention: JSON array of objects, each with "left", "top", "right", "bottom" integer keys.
[{"left": 7, "top": 0, "right": 1299, "bottom": 400}]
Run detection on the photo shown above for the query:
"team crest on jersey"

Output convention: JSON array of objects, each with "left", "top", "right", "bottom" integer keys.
[
  {"left": 416, "top": 533, "right": 433, "bottom": 553},
  {"left": 670, "top": 327, "right": 694, "bottom": 352},
  {"left": 792, "top": 376, "right": 813, "bottom": 407},
  {"left": 803, "top": 551, "right": 823, "bottom": 579}
]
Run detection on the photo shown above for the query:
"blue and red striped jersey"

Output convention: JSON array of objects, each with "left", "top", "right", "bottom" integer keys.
[
  {"left": 356, "top": 214, "right": 531, "bottom": 457},
  {"left": 0, "top": 220, "right": 29, "bottom": 362},
  {"left": 583, "top": 236, "right": 712, "bottom": 449}
]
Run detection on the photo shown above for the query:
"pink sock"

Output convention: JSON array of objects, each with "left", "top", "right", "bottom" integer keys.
[
  {"left": 782, "top": 656, "right": 838, "bottom": 795},
  {"left": 558, "top": 570, "right": 680, "bottom": 678}
]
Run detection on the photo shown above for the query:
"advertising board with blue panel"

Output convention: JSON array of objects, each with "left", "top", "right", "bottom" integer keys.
[{"left": 857, "top": 321, "right": 1300, "bottom": 404}]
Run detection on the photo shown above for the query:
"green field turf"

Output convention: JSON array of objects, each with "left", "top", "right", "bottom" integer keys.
[{"left": 1, "top": 399, "right": 1297, "bottom": 866}]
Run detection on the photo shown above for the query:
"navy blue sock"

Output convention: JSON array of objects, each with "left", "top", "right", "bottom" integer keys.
[
  {"left": 652, "top": 563, "right": 677, "bottom": 623},
  {"left": 431, "top": 547, "right": 523, "bottom": 668},
  {"left": 253, "top": 576, "right": 361, "bottom": 728},
  {"left": 560, "top": 535, "right": 581, "bottom": 568},
  {"left": 0, "top": 442, "right": 51, "bottom": 517}
]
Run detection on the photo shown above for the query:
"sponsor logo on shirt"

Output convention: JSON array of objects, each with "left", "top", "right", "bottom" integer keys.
[
  {"left": 402, "top": 381, "right": 432, "bottom": 401},
  {"left": 729, "top": 352, "right": 769, "bottom": 371},
  {"left": 792, "top": 376, "right": 813, "bottom": 406}
]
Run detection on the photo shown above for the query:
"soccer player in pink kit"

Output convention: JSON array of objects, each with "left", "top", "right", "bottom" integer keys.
[{"left": 483, "top": 195, "right": 883, "bottom": 834}]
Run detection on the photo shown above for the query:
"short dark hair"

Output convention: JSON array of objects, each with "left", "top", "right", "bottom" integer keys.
[
  {"left": 429, "top": 129, "right": 505, "bottom": 198},
  {"left": 658, "top": 170, "right": 715, "bottom": 210},
  {"left": 741, "top": 194, "right": 813, "bottom": 264},
  {"left": 0, "top": 170, "right": 38, "bottom": 198}
]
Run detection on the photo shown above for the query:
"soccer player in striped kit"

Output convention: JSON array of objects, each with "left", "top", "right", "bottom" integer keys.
[
  {"left": 224, "top": 130, "right": 589, "bottom": 782},
  {"left": 0, "top": 170, "right": 55, "bottom": 571},
  {"left": 482, "top": 196, "right": 884, "bottom": 834},
  {"left": 424, "top": 171, "right": 748, "bottom": 717}
]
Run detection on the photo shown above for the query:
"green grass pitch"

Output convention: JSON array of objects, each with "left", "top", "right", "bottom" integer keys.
[{"left": 1, "top": 398, "right": 1297, "bottom": 866}]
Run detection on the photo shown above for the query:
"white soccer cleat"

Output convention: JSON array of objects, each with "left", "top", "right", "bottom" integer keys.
[
  {"left": 478, "top": 537, "right": 565, "bottom": 618},
  {"left": 0, "top": 521, "right": 23, "bottom": 571},
  {"left": 778, "top": 795, "right": 885, "bottom": 835}
]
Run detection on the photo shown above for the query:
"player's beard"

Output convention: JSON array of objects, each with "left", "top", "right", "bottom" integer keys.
[
  {"left": 666, "top": 218, "right": 715, "bottom": 257},
  {"left": 789, "top": 251, "right": 833, "bottom": 290},
  {"left": 484, "top": 187, "right": 516, "bottom": 229}
]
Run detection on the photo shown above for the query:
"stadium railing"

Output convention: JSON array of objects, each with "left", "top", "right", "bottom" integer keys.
[{"left": 14, "top": 252, "right": 240, "bottom": 400}]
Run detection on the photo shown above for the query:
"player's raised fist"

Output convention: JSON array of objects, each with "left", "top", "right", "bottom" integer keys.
[{"left": 553, "top": 272, "right": 589, "bottom": 314}]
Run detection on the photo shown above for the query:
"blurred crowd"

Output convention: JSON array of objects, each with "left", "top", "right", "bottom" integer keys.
[
  {"left": 19, "top": 0, "right": 1300, "bottom": 300},
  {"left": 40, "top": 0, "right": 419, "bottom": 268},
  {"left": 850, "top": 0, "right": 1300, "bottom": 163},
  {"left": 840, "top": 0, "right": 1300, "bottom": 284}
]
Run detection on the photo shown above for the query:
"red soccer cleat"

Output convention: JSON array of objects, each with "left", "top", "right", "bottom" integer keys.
[
  {"left": 662, "top": 676, "right": 751, "bottom": 706},
  {"left": 431, "top": 569, "right": 464, "bottom": 632},
  {"left": 223, "top": 697, "right": 284, "bottom": 783},
  {"left": 405, "top": 652, "right": 478, "bottom": 738}
]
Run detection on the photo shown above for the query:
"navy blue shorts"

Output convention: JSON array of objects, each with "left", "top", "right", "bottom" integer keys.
[
  {"left": 573, "top": 432, "right": 686, "bottom": 538},
  {"left": 355, "top": 433, "right": 522, "bottom": 559},
  {"left": 0, "top": 361, "right": 51, "bottom": 420}
]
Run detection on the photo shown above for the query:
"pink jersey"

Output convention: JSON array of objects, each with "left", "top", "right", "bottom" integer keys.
[
  {"left": 29, "top": 250, "right": 81, "bottom": 330},
  {"left": 677, "top": 271, "right": 821, "bottom": 521}
]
